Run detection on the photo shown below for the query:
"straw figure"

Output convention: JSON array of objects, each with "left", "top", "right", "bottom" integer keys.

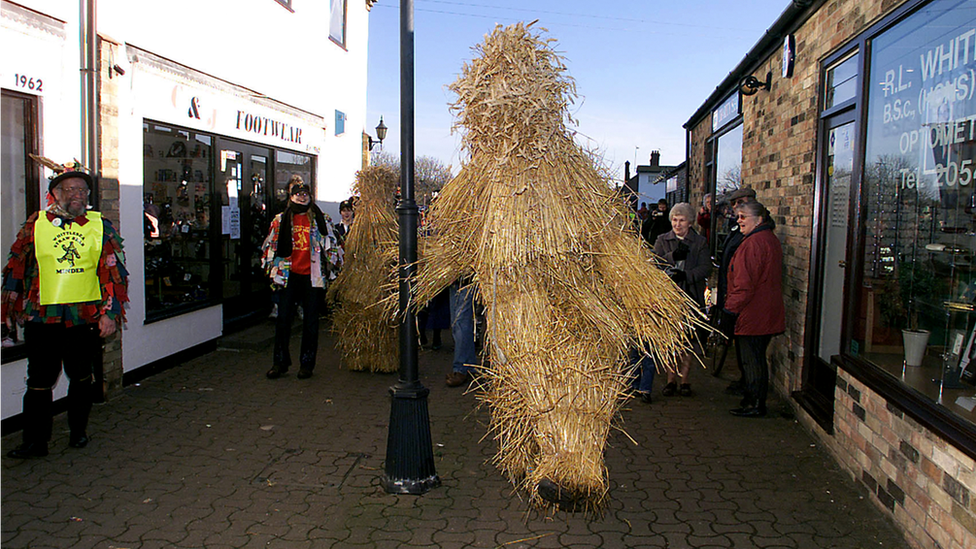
[
  {"left": 413, "top": 22, "right": 707, "bottom": 512},
  {"left": 327, "top": 166, "right": 400, "bottom": 373}
]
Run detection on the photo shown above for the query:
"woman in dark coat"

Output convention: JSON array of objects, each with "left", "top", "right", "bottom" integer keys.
[
  {"left": 654, "top": 202, "right": 711, "bottom": 397},
  {"left": 724, "top": 200, "right": 785, "bottom": 417}
]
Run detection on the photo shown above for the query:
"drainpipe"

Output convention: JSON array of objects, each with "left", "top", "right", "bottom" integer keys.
[{"left": 80, "top": 0, "right": 98, "bottom": 180}]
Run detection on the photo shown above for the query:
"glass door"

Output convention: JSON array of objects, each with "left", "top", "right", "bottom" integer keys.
[
  {"left": 797, "top": 111, "right": 857, "bottom": 433},
  {"left": 217, "top": 141, "right": 272, "bottom": 324}
]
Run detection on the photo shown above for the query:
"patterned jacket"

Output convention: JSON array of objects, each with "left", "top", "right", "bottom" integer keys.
[
  {"left": 261, "top": 212, "right": 339, "bottom": 289},
  {"left": 2, "top": 211, "right": 128, "bottom": 327}
]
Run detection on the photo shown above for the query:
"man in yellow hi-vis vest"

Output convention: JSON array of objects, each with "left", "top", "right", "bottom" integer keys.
[{"left": 2, "top": 166, "right": 128, "bottom": 459}]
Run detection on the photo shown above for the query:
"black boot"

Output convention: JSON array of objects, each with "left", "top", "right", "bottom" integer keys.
[
  {"left": 67, "top": 376, "right": 93, "bottom": 449},
  {"left": 7, "top": 442, "right": 49, "bottom": 459}
]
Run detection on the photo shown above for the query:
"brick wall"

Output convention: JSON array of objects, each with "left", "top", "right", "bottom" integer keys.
[
  {"left": 97, "top": 37, "right": 124, "bottom": 400},
  {"left": 686, "top": 0, "right": 976, "bottom": 547},
  {"left": 833, "top": 372, "right": 976, "bottom": 548}
]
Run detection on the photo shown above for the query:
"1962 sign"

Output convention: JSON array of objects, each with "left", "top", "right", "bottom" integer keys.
[{"left": 13, "top": 73, "right": 43, "bottom": 93}]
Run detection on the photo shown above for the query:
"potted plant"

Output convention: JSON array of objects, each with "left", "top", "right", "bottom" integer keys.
[{"left": 893, "top": 262, "right": 946, "bottom": 366}]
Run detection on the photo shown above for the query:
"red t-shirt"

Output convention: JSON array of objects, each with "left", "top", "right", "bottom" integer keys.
[{"left": 290, "top": 213, "right": 311, "bottom": 275}]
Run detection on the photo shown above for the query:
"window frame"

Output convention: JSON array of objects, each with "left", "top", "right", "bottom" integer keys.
[
  {"left": 1, "top": 89, "right": 41, "bottom": 364},
  {"left": 329, "top": 0, "right": 348, "bottom": 49}
]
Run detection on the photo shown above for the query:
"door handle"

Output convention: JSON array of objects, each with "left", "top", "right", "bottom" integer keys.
[{"left": 838, "top": 260, "right": 847, "bottom": 268}]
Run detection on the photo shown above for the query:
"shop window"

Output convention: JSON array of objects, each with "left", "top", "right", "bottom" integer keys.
[
  {"left": 1, "top": 90, "right": 39, "bottom": 353},
  {"left": 711, "top": 124, "right": 743, "bottom": 250},
  {"left": 143, "top": 122, "right": 215, "bottom": 320},
  {"left": 329, "top": 0, "right": 346, "bottom": 47},
  {"left": 853, "top": 0, "right": 976, "bottom": 425}
]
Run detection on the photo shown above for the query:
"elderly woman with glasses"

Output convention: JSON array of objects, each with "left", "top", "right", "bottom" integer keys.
[
  {"left": 724, "top": 200, "right": 785, "bottom": 417},
  {"left": 654, "top": 201, "right": 711, "bottom": 397}
]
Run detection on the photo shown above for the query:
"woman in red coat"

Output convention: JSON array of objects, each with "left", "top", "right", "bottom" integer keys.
[{"left": 723, "top": 200, "right": 784, "bottom": 417}]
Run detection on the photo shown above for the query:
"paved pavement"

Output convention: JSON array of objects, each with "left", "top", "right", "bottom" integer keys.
[{"left": 2, "top": 320, "right": 909, "bottom": 548}]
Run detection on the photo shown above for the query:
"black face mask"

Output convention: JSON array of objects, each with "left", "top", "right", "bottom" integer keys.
[{"left": 291, "top": 202, "right": 310, "bottom": 213}]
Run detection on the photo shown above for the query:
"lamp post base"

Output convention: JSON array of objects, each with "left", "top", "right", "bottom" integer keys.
[{"left": 381, "top": 384, "right": 441, "bottom": 495}]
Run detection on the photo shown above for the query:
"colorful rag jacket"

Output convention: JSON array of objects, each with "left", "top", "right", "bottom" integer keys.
[
  {"left": 2, "top": 211, "right": 129, "bottom": 327},
  {"left": 261, "top": 212, "right": 340, "bottom": 289}
]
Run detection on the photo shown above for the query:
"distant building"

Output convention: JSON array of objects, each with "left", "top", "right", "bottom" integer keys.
[{"left": 622, "top": 150, "right": 676, "bottom": 210}]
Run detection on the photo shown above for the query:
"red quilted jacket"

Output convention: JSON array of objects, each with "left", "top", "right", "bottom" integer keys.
[{"left": 725, "top": 224, "right": 785, "bottom": 336}]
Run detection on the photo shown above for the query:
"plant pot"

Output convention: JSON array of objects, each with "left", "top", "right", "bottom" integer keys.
[{"left": 902, "top": 329, "right": 931, "bottom": 367}]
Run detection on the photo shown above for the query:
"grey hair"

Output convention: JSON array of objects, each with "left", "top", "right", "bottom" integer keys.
[
  {"left": 669, "top": 202, "right": 695, "bottom": 223},
  {"left": 735, "top": 200, "right": 768, "bottom": 220}
]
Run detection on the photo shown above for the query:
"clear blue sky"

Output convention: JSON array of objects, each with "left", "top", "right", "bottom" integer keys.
[{"left": 365, "top": 0, "right": 789, "bottom": 182}]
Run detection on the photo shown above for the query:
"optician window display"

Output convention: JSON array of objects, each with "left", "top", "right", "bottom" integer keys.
[{"left": 854, "top": 0, "right": 976, "bottom": 424}]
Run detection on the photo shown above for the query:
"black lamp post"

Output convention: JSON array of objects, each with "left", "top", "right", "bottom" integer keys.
[
  {"left": 381, "top": 0, "right": 440, "bottom": 495},
  {"left": 368, "top": 116, "right": 388, "bottom": 151}
]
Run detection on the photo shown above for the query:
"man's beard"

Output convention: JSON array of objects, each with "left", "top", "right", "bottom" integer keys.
[{"left": 63, "top": 200, "right": 88, "bottom": 217}]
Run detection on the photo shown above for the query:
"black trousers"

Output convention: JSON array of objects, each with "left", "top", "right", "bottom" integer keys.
[
  {"left": 738, "top": 334, "right": 773, "bottom": 410},
  {"left": 273, "top": 273, "right": 323, "bottom": 371},
  {"left": 22, "top": 322, "right": 99, "bottom": 444}
]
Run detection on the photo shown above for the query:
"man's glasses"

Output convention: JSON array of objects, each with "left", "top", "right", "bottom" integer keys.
[{"left": 60, "top": 186, "right": 90, "bottom": 197}]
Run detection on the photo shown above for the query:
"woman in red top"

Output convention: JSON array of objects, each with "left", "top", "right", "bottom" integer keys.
[
  {"left": 262, "top": 176, "right": 337, "bottom": 379},
  {"left": 724, "top": 200, "right": 784, "bottom": 417}
]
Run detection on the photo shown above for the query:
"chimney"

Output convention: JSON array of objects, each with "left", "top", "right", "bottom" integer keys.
[
  {"left": 624, "top": 161, "right": 631, "bottom": 184},
  {"left": 650, "top": 150, "right": 660, "bottom": 167}
]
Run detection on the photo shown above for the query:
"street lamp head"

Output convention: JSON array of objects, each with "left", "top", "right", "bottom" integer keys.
[{"left": 376, "top": 116, "right": 388, "bottom": 143}]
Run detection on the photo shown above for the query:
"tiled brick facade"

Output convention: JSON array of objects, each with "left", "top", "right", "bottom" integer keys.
[
  {"left": 97, "top": 36, "right": 124, "bottom": 400},
  {"left": 685, "top": 0, "right": 976, "bottom": 547}
]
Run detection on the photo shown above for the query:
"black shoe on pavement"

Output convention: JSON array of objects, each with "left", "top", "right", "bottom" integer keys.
[
  {"left": 730, "top": 406, "right": 767, "bottom": 418},
  {"left": 7, "top": 442, "right": 49, "bottom": 459},
  {"left": 662, "top": 382, "right": 677, "bottom": 396},
  {"left": 69, "top": 434, "right": 90, "bottom": 449},
  {"left": 296, "top": 369, "right": 313, "bottom": 379},
  {"left": 638, "top": 392, "right": 653, "bottom": 404},
  {"left": 266, "top": 366, "right": 287, "bottom": 379},
  {"left": 679, "top": 384, "right": 693, "bottom": 397},
  {"left": 445, "top": 371, "right": 472, "bottom": 387}
]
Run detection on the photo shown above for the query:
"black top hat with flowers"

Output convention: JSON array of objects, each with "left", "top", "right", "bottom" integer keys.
[{"left": 29, "top": 155, "right": 93, "bottom": 193}]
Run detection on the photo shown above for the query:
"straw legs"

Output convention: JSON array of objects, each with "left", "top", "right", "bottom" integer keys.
[
  {"left": 731, "top": 334, "right": 773, "bottom": 417},
  {"left": 8, "top": 322, "right": 99, "bottom": 459},
  {"left": 269, "top": 273, "right": 322, "bottom": 379},
  {"left": 446, "top": 283, "right": 478, "bottom": 387}
]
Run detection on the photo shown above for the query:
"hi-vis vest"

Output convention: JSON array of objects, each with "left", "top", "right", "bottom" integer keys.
[{"left": 34, "top": 212, "right": 103, "bottom": 305}]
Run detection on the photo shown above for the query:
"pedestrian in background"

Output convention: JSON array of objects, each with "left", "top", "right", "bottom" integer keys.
[
  {"left": 725, "top": 200, "right": 784, "bottom": 418},
  {"left": 697, "top": 193, "right": 712, "bottom": 241},
  {"left": 334, "top": 198, "right": 354, "bottom": 247},
  {"left": 654, "top": 202, "right": 710, "bottom": 397},
  {"left": 3, "top": 165, "right": 129, "bottom": 458},
  {"left": 641, "top": 198, "right": 671, "bottom": 248},
  {"left": 261, "top": 176, "right": 339, "bottom": 380}
]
